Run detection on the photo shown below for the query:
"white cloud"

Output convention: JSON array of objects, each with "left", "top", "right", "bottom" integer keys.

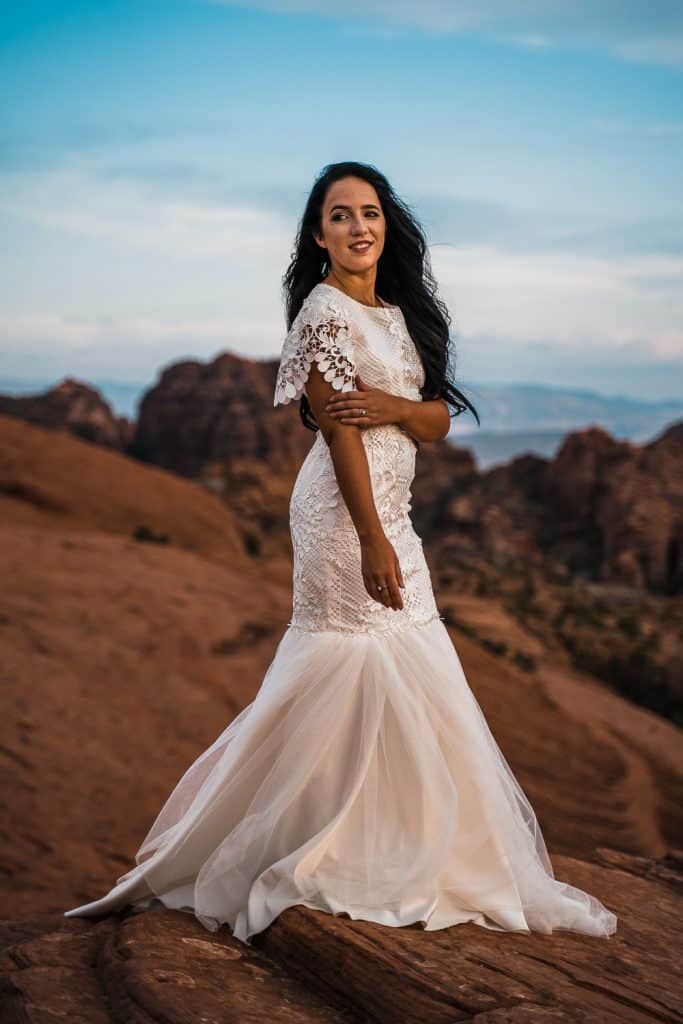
[
  {"left": 504, "top": 33, "right": 554, "bottom": 51},
  {"left": 208, "top": 0, "right": 683, "bottom": 67},
  {"left": 614, "top": 36, "right": 683, "bottom": 68},
  {"left": 0, "top": 156, "right": 292, "bottom": 259},
  {"left": 0, "top": 154, "right": 680, "bottom": 387},
  {"left": 1, "top": 242, "right": 680, "bottom": 380},
  {"left": 0, "top": 155, "right": 295, "bottom": 357},
  {"left": 0, "top": 312, "right": 280, "bottom": 353},
  {"left": 431, "top": 244, "right": 683, "bottom": 361}
]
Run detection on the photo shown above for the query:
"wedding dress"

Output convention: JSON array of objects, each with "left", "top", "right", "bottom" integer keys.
[{"left": 64, "top": 281, "right": 617, "bottom": 944}]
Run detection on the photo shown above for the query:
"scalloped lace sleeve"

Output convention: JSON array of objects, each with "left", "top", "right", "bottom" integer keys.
[{"left": 273, "top": 293, "right": 357, "bottom": 407}]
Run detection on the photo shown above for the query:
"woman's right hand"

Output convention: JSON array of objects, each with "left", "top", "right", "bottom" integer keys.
[{"left": 360, "top": 532, "right": 405, "bottom": 610}]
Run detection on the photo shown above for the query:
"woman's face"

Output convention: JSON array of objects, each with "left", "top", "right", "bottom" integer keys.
[{"left": 315, "top": 176, "right": 386, "bottom": 276}]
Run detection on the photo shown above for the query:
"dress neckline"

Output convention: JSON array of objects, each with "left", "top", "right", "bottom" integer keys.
[{"left": 316, "top": 282, "right": 401, "bottom": 313}]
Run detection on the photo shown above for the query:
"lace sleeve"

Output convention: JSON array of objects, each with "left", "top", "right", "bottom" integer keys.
[{"left": 273, "top": 294, "right": 357, "bottom": 407}]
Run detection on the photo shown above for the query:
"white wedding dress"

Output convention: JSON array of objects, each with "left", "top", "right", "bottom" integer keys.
[{"left": 64, "top": 282, "right": 617, "bottom": 944}]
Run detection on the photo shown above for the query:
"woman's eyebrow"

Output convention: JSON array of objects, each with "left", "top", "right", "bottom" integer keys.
[{"left": 329, "top": 203, "right": 380, "bottom": 213}]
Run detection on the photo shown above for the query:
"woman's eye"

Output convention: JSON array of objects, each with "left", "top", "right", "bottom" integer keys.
[{"left": 331, "top": 211, "right": 380, "bottom": 221}]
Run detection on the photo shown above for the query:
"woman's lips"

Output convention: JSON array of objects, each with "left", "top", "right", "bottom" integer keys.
[{"left": 349, "top": 242, "right": 372, "bottom": 252}]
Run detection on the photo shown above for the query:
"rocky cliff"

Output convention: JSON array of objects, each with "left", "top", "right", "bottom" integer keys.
[
  {"left": 0, "top": 412, "right": 682, "bottom": 1020},
  {"left": 2, "top": 358, "right": 681, "bottom": 723},
  {"left": 0, "top": 377, "right": 133, "bottom": 450}
]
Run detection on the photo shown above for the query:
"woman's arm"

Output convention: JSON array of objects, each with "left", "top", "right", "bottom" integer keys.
[
  {"left": 325, "top": 379, "right": 451, "bottom": 443},
  {"left": 396, "top": 397, "right": 451, "bottom": 443},
  {"left": 305, "top": 366, "right": 405, "bottom": 611}
]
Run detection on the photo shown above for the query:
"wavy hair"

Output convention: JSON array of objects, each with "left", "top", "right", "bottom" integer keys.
[{"left": 282, "top": 160, "right": 480, "bottom": 432}]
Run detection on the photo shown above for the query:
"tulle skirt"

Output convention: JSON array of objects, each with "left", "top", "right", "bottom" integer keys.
[{"left": 64, "top": 618, "right": 617, "bottom": 944}]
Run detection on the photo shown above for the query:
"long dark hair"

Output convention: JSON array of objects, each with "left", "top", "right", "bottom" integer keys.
[{"left": 282, "top": 160, "right": 480, "bottom": 432}]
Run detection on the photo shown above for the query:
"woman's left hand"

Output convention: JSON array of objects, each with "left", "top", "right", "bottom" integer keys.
[{"left": 324, "top": 373, "right": 404, "bottom": 428}]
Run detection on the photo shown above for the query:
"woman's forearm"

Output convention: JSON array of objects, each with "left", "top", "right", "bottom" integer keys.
[
  {"left": 305, "top": 367, "right": 385, "bottom": 543},
  {"left": 396, "top": 397, "right": 451, "bottom": 442},
  {"left": 327, "top": 427, "right": 384, "bottom": 542}
]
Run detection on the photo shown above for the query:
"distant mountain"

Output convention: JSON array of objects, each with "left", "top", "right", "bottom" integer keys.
[
  {"left": 452, "top": 382, "right": 683, "bottom": 440},
  {"left": 450, "top": 382, "right": 683, "bottom": 468},
  {"left": 2, "top": 374, "right": 681, "bottom": 471},
  {"left": 0, "top": 377, "right": 146, "bottom": 419},
  {"left": 451, "top": 429, "right": 567, "bottom": 470},
  {"left": 0, "top": 377, "right": 134, "bottom": 449}
]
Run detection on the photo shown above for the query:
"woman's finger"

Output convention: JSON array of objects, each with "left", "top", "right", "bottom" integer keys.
[
  {"left": 328, "top": 404, "right": 370, "bottom": 418},
  {"left": 386, "top": 572, "right": 403, "bottom": 611},
  {"left": 339, "top": 414, "right": 372, "bottom": 428},
  {"left": 363, "top": 573, "right": 386, "bottom": 606},
  {"left": 326, "top": 397, "right": 365, "bottom": 410}
]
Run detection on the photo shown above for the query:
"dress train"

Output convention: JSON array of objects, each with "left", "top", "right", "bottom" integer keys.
[{"left": 65, "top": 618, "right": 617, "bottom": 944}]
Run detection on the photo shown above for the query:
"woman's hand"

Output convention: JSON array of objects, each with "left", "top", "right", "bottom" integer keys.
[
  {"left": 325, "top": 373, "right": 405, "bottom": 429},
  {"left": 359, "top": 531, "right": 405, "bottom": 610}
]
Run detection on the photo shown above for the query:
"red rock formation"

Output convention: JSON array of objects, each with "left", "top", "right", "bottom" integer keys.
[
  {"left": 415, "top": 423, "right": 683, "bottom": 597},
  {"left": 3, "top": 350, "right": 682, "bottom": 718},
  {"left": 1, "top": 414, "right": 682, "bottom": 1020},
  {"left": 0, "top": 413, "right": 248, "bottom": 567},
  {"left": 0, "top": 377, "right": 133, "bottom": 449},
  {"left": 543, "top": 422, "right": 683, "bottom": 593},
  {"left": 5, "top": 355, "right": 679, "bottom": 599},
  {"left": 2, "top": 851, "right": 681, "bottom": 1024},
  {"left": 130, "top": 352, "right": 311, "bottom": 475}
]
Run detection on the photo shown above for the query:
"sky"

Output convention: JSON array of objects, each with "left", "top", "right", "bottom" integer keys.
[{"left": 1, "top": 0, "right": 682, "bottom": 401}]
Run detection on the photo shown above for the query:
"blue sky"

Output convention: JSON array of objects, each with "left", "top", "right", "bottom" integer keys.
[{"left": 1, "top": 0, "right": 682, "bottom": 400}]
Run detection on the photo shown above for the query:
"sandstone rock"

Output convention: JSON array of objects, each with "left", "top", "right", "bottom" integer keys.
[
  {"left": 543, "top": 423, "right": 683, "bottom": 594},
  {"left": 0, "top": 377, "right": 132, "bottom": 450},
  {"left": 130, "top": 352, "right": 311, "bottom": 476},
  {"left": 1, "top": 414, "right": 682, "bottom": 1021},
  {"left": 0, "top": 909, "right": 353, "bottom": 1023},
  {"left": 0, "top": 413, "right": 247, "bottom": 567},
  {"left": 1, "top": 847, "right": 680, "bottom": 1022}
]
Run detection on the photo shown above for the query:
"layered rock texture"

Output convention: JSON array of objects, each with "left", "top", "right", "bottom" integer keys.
[
  {"left": 1, "top": 354, "right": 682, "bottom": 1020},
  {"left": 0, "top": 377, "right": 134, "bottom": 450}
]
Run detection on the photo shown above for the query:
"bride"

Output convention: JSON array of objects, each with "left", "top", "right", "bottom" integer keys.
[{"left": 65, "top": 160, "right": 617, "bottom": 945}]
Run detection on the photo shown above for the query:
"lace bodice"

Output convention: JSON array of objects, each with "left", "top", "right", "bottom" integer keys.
[
  {"left": 273, "top": 282, "right": 441, "bottom": 637},
  {"left": 274, "top": 283, "right": 425, "bottom": 409}
]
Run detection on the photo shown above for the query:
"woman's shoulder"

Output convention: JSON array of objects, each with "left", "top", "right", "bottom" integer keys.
[
  {"left": 274, "top": 284, "right": 357, "bottom": 407},
  {"left": 286, "top": 284, "right": 364, "bottom": 340},
  {"left": 300, "top": 282, "right": 355, "bottom": 318}
]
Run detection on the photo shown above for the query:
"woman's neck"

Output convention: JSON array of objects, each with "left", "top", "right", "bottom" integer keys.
[{"left": 325, "top": 270, "right": 382, "bottom": 308}]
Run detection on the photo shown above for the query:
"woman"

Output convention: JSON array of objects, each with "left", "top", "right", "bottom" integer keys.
[{"left": 65, "top": 161, "right": 617, "bottom": 945}]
